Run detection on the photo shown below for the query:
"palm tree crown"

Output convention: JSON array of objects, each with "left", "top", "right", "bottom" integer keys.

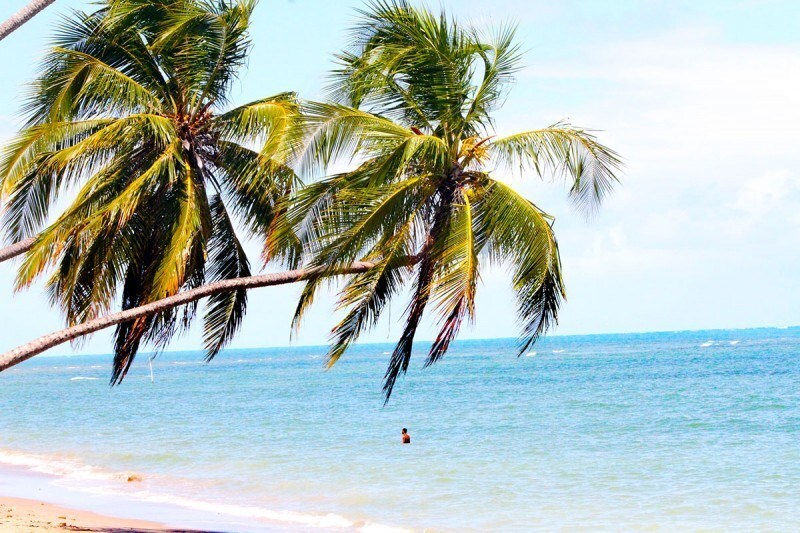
[
  {"left": 283, "top": 0, "right": 622, "bottom": 400},
  {"left": 0, "top": 0, "right": 298, "bottom": 382}
]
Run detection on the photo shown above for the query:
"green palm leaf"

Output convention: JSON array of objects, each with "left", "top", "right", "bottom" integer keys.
[
  {"left": 2, "top": 0, "right": 299, "bottom": 380},
  {"left": 425, "top": 189, "right": 479, "bottom": 366},
  {"left": 203, "top": 194, "right": 251, "bottom": 359},
  {"left": 475, "top": 180, "right": 565, "bottom": 353},
  {"left": 289, "top": 0, "right": 621, "bottom": 401},
  {"left": 490, "top": 124, "right": 622, "bottom": 214}
]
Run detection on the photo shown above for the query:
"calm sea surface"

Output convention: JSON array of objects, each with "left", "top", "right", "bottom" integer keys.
[{"left": 0, "top": 328, "right": 798, "bottom": 531}]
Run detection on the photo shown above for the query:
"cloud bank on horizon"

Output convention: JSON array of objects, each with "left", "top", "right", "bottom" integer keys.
[{"left": 0, "top": 0, "right": 797, "bottom": 356}]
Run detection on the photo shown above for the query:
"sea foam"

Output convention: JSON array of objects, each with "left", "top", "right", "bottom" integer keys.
[{"left": 0, "top": 448, "right": 407, "bottom": 532}]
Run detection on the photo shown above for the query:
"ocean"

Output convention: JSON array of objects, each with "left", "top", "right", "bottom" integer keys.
[{"left": 0, "top": 328, "right": 798, "bottom": 531}]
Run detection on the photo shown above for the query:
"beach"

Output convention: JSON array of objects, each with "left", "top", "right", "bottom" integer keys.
[
  {"left": 0, "top": 461, "right": 261, "bottom": 532},
  {"left": 0, "top": 0, "right": 798, "bottom": 529},
  {"left": 1, "top": 329, "right": 798, "bottom": 531},
  {"left": 0, "top": 496, "right": 169, "bottom": 531}
]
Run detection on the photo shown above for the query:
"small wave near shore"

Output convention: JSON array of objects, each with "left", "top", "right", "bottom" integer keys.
[{"left": 0, "top": 449, "right": 407, "bottom": 532}]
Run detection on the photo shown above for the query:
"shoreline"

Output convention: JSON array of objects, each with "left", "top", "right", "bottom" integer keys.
[
  {"left": 0, "top": 460, "right": 236, "bottom": 532},
  {"left": 0, "top": 452, "right": 376, "bottom": 532},
  {"left": 0, "top": 496, "right": 176, "bottom": 531}
]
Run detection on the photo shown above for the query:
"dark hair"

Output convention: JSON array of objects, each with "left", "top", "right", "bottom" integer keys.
[{"left": 402, "top": 428, "right": 407, "bottom": 433}]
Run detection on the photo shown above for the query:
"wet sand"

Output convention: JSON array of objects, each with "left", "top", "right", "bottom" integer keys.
[{"left": 0, "top": 496, "right": 214, "bottom": 532}]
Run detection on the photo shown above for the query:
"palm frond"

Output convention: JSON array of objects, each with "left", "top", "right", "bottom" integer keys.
[
  {"left": 1, "top": 114, "right": 175, "bottom": 242},
  {"left": 331, "top": 0, "right": 478, "bottom": 132},
  {"left": 214, "top": 93, "right": 299, "bottom": 157},
  {"left": 297, "top": 101, "right": 449, "bottom": 178},
  {"left": 383, "top": 255, "right": 433, "bottom": 402},
  {"left": 203, "top": 194, "right": 250, "bottom": 359},
  {"left": 16, "top": 142, "right": 180, "bottom": 306},
  {"left": 24, "top": 8, "right": 168, "bottom": 124},
  {"left": 0, "top": 118, "right": 114, "bottom": 200},
  {"left": 44, "top": 46, "right": 161, "bottom": 118},
  {"left": 152, "top": 0, "right": 255, "bottom": 110},
  {"left": 327, "top": 218, "right": 416, "bottom": 367},
  {"left": 475, "top": 179, "right": 565, "bottom": 353},
  {"left": 149, "top": 162, "right": 209, "bottom": 300},
  {"left": 307, "top": 175, "right": 430, "bottom": 267},
  {"left": 490, "top": 123, "right": 623, "bottom": 214},
  {"left": 425, "top": 189, "right": 479, "bottom": 366},
  {"left": 463, "top": 24, "right": 522, "bottom": 129},
  {"left": 213, "top": 140, "right": 295, "bottom": 239}
]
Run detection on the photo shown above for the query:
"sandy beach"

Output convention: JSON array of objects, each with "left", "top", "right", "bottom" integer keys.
[{"left": 0, "top": 496, "right": 201, "bottom": 532}]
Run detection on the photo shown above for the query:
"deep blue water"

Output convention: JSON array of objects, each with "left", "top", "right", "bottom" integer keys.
[{"left": 1, "top": 328, "right": 799, "bottom": 531}]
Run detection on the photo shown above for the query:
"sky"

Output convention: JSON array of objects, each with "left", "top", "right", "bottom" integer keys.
[{"left": 0, "top": 0, "right": 798, "bottom": 357}]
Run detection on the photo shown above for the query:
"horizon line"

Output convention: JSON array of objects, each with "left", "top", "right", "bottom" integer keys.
[{"left": 40, "top": 323, "right": 799, "bottom": 359}]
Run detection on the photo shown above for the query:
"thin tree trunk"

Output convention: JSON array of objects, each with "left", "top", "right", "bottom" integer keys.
[
  {"left": 0, "top": 237, "right": 35, "bottom": 263},
  {"left": 0, "top": 261, "right": 376, "bottom": 372},
  {"left": 0, "top": 0, "right": 58, "bottom": 41}
]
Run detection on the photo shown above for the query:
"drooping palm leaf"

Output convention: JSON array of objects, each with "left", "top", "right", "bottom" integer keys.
[
  {"left": 1, "top": 0, "right": 299, "bottom": 381},
  {"left": 290, "top": 0, "right": 621, "bottom": 401},
  {"left": 203, "top": 194, "right": 250, "bottom": 359},
  {"left": 490, "top": 124, "right": 622, "bottom": 214}
]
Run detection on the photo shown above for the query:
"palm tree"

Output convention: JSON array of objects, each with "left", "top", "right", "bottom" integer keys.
[
  {"left": 0, "top": 0, "right": 299, "bottom": 382},
  {"left": 0, "top": 1, "right": 622, "bottom": 402},
  {"left": 278, "top": 0, "right": 622, "bottom": 400},
  {"left": 0, "top": 0, "right": 58, "bottom": 42}
]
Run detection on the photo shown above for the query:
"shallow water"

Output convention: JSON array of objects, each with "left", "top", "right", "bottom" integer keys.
[{"left": 1, "top": 328, "right": 799, "bottom": 531}]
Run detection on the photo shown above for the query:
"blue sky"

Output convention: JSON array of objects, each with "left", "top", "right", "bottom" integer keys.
[{"left": 0, "top": 0, "right": 798, "bottom": 357}]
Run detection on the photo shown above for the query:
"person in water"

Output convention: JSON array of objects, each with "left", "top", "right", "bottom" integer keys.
[{"left": 401, "top": 428, "right": 411, "bottom": 444}]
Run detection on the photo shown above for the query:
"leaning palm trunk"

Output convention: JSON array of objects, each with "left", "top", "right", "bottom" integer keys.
[
  {"left": 0, "top": 237, "right": 34, "bottom": 263},
  {"left": 0, "top": 0, "right": 57, "bottom": 41},
  {"left": 0, "top": 1, "right": 305, "bottom": 378},
  {"left": 0, "top": 261, "right": 377, "bottom": 373}
]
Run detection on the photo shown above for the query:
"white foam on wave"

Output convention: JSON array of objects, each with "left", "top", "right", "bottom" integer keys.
[
  {"left": 0, "top": 449, "right": 134, "bottom": 482},
  {"left": 700, "top": 340, "right": 713, "bottom": 347},
  {"left": 729, "top": 340, "right": 740, "bottom": 345},
  {"left": 70, "top": 376, "right": 99, "bottom": 381},
  {"left": 0, "top": 449, "right": 410, "bottom": 532},
  {"left": 59, "top": 481, "right": 356, "bottom": 529},
  {"left": 525, "top": 351, "right": 536, "bottom": 357},
  {"left": 362, "top": 521, "right": 411, "bottom": 531},
  {"left": 62, "top": 482, "right": 410, "bottom": 532},
  {"left": 552, "top": 349, "right": 565, "bottom": 353}
]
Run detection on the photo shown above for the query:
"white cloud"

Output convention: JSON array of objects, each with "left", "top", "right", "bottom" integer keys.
[
  {"left": 490, "top": 25, "right": 800, "bottom": 333},
  {"left": 522, "top": 26, "right": 800, "bottom": 162},
  {"left": 732, "top": 170, "right": 799, "bottom": 216}
]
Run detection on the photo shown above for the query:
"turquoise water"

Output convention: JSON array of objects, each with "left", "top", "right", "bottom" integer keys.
[{"left": 1, "top": 328, "right": 799, "bottom": 531}]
